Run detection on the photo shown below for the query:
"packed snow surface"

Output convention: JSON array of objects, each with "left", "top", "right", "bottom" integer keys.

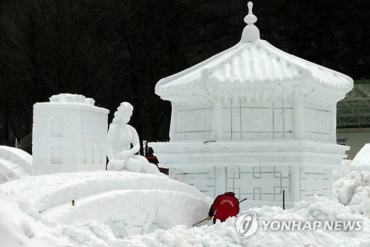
[
  {"left": 1, "top": 170, "right": 370, "bottom": 246},
  {"left": 123, "top": 197, "right": 370, "bottom": 247},
  {"left": 1, "top": 171, "right": 210, "bottom": 238},
  {"left": 0, "top": 189, "right": 70, "bottom": 247},
  {"left": 1, "top": 171, "right": 208, "bottom": 212}
]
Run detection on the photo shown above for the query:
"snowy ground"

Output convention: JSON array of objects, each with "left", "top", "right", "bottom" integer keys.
[
  {"left": 122, "top": 197, "right": 370, "bottom": 247},
  {"left": 0, "top": 189, "right": 71, "bottom": 247},
  {"left": 334, "top": 171, "right": 370, "bottom": 216},
  {"left": 1, "top": 170, "right": 370, "bottom": 246}
]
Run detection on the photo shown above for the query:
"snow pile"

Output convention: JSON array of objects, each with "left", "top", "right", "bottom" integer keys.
[
  {"left": 1, "top": 171, "right": 210, "bottom": 239},
  {"left": 116, "top": 197, "right": 370, "bottom": 247},
  {"left": 0, "top": 189, "right": 70, "bottom": 247},
  {"left": 333, "top": 171, "right": 370, "bottom": 216},
  {"left": 1, "top": 171, "right": 208, "bottom": 212},
  {"left": 50, "top": 196, "right": 370, "bottom": 247},
  {"left": 333, "top": 159, "right": 352, "bottom": 181},
  {"left": 52, "top": 221, "right": 119, "bottom": 247},
  {"left": 248, "top": 197, "right": 370, "bottom": 246},
  {"left": 42, "top": 190, "right": 208, "bottom": 237},
  {"left": 2, "top": 170, "right": 370, "bottom": 246}
]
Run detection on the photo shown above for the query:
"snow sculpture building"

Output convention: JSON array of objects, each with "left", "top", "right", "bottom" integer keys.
[
  {"left": 150, "top": 2, "right": 353, "bottom": 207},
  {"left": 351, "top": 144, "right": 370, "bottom": 171},
  {"left": 33, "top": 94, "right": 109, "bottom": 175}
]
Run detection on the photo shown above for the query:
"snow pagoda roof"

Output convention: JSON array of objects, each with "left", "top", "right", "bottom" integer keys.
[{"left": 156, "top": 2, "right": 353, "bottom": 106}]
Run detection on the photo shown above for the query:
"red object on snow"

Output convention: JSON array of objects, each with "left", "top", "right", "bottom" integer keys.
[
  {"left": 208, "top": 192, "right": 240, "bottom": 223},
  {"left": 145, "top": 156, "right": 169, "bottom": 175},
  {"left": 146, "top": 156, "right": 159, "bottom": 164}
]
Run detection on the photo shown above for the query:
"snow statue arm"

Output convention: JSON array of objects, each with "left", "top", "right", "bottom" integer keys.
[
  {"left": 125, "top": 125, "right": 140, "bottom": 156},
  {"left": 106, "top": 102, "right": 159, "bottom": 174},
  {"left": 115, "top": 125, "right": 140, "bottom": 161}
]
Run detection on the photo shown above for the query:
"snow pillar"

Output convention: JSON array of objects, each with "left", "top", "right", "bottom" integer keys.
[
  {"left": 215, "top": 167, "right": 227, "bottom": 196},
  {"left": 212, "top": 99, "right": 223, "bottom": 140},
  {"left": 291, "top": 88, "right": 302, "bottom": 204},
  {"left": 330, "top": 104, "right": 337, "bottom": 143},
  {"left": 293, "top": 89, "right": 304, "bottom": 140},
  {"left": 327, "top": 167, "right": 333, "bottom": 199},
  {"left": 170, "top": 103, "right": 178, "bottom": 141},
  {"left": 289, "top": 166, "right": 300, "bottom": 201}
]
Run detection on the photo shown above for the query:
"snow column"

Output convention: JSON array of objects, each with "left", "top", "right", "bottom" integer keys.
[
  {"left": 215, "top": 167, "right": 227, "bottom": 196},
  {"left": 290, "top": 89, "right": 304, "bottom": 201},
  {"left": 327, "top": 103, "right": 337, "bottom": 200},
  {"left": 213, "top": 99, "right": 227, "bottom": 196},
  {"left": 212, "top": 99, "right": 223, "bottom": 140},
  {"left": 330, "top": 104, "right": 337, "bottom": 143},
  {"left": 169, "top": 103, "right": 178, "bottom": 141},
  {"left": 293, "top": 88, "right": 304, "bottom": 140}
]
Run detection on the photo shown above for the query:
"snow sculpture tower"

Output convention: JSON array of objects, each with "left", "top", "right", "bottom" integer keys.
[
  {"left": 150, "top": 2, "right": 353, "bottom": 207},
  {"left": 32, "top": 94, "right": 109, "bottom": 175}
]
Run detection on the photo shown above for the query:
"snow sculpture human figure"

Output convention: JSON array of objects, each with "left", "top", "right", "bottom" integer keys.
[{"left": 106, "top": 102, "right": 159, "bottom": 174}]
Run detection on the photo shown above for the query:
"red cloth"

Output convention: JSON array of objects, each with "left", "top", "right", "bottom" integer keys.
[{"left": 208, "top": 192, "right": 239, "bottom": 223}]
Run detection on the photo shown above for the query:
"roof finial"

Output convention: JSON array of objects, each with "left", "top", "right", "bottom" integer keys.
[
  {"left": 248, "top": 2, "right": 254, "bottom": 16},
  {"left": 241, "top": 1, "right": 260, "bottom": 42}
]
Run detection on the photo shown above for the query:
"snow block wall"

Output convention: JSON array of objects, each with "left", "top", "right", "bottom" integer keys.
[
  {"left": 173, "top": 99, "right": 296, "bottom": 141},
  {"left": 172, "top": 165, "right": 333, "bottom": 203},
  {"left": 174, "top": 105, "right": 213, "bottom": 141},
  {"left": 300, "top": 167, "right": 332, "bottom": 200},
  {"left": 172, "top": 96, "right": 333, "bottom": 143},
  {"left": 32, "top": 94, "right": 109, "bottom": 175},
  {"left": 150, "top": 140, "right": 347, "bottom": 208},
  {"left": 223, "top": 100, "right": 293, "bottom": 141},
  {"left": 304, "top": 103, "right": 332, "bottom": 142},
  {"left": 171, "top": 166, "right": 290, "bottom": 201}
]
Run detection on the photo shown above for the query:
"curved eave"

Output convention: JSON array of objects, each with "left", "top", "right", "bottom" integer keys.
[
  {"left": 158, "top": 83, "right": 346, "bottom": 107},
  {"left": 156, "top": 40, "right": 353, "bottom": 102},
  {"left": 285, "top": 52, "right": 354, "bottom": 93},
  {"left": 155, "top": 43, "right": 242, "bottom": 93}
]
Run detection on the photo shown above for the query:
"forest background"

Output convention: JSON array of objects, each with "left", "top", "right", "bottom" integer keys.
[{"left": 1, "top": 0, "right": 369, "bottom": 152}]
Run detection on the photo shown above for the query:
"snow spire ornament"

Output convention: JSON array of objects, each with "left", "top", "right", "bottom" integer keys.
[{"left": 241, "top": 1, "right": 260, "bottom": 42}]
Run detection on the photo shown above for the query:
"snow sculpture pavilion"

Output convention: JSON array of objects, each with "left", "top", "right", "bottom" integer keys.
[
  {"left": 150, "top": 2, "right": 353, "bottom": 207},
  {"left": 33, "top": 94, "right": 109, "bottom": 175}
]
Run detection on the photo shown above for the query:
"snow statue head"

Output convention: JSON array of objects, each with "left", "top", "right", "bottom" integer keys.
[
  {"left": 106, "top": 102, "right": 159, "bottom": 174},
  {"left": 114, "top": 102, "right": 133, "bottom": 124}
]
